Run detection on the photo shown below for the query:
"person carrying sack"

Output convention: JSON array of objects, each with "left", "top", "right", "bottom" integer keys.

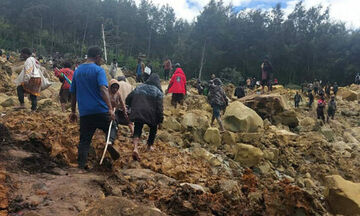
[{"left": 15, "top": 48, "right": 42, "bottom": 111}]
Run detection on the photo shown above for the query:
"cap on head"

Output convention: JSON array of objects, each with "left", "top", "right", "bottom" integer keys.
[{"left": 175, "top": 63, "right": 181, "bottom": 68}]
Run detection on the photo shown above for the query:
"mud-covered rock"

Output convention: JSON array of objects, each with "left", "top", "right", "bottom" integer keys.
[
  {"left": 223, "top": 101, "right": 263, "bottom": 132},
  {"left": 163, "top": 116, "right": 182, "bottom": 132},
  {"left": 325, "top": 175, "right": 360, "bottom": 216},
  {"left": 234, "top": 143, "right": 264, "bottom": 167},
  {"left": 337, "top": 88, "right": 358, "bottom": 101},
  {"left": 204, "top": 127, "right": 221, "bottom": 147}
]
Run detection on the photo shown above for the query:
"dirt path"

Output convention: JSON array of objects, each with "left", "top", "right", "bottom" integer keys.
[{"left": 0, "top": 124, "right": 110, "bottom": 216}]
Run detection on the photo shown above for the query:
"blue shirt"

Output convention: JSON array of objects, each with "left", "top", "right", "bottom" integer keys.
[
  {"left": 70, "top": 63, "right": 109, "bottom": 117},
  {"left": 136, "top": 63, "right": 142, "bottom": 75}
]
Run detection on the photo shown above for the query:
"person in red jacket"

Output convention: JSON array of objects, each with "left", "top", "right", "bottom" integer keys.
[
  {"left": 54, "top": 61, "right": 74, "bottom": 112},
  {"left": 166, "top": 63, "right": 186, "bottom": 108}
]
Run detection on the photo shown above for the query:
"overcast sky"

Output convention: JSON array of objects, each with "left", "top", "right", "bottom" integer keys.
[{"left": 134, "top": 0, "right": 360, "bottom": 28}]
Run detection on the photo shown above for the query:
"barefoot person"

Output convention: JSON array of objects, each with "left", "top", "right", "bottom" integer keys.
[
  {"left": 126, "top": 73, "right": 164, "bottom": 161},
  {"left": 15, "top": 48, "right": 42, "bottom": 111},
  {"left": 69, "top": 46, "right": 120, "bottom": 170},
  {"left": 208, "top": 78, "right": 228, "bottom": 131}
]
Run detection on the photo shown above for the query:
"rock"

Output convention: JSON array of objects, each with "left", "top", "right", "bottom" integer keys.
[
  {"left": 180, "top": 183, "right": 207, "bottom": 193},
  {"left": 299, "top": 117, "right": 316, "bottom": 131},
  {"left": 303, "top": 178, "right": 316, "bottom": 188},
  {"left": 240, "top": 94, "right": 299, "bottom": 128},
  {"left": 223, "top": 101, "right": 263, "bottom": 133},
  {"left": 1, "top": 97, "right": 15, "bottom": 107},
  {"left": 233, "top": 144, "right": 264, "bottom": 167},
  {"left": 190, "top": 147, "right": 223, "bottom": 167},
  {"left": 325, "top": 175, "right": 360, "bottom": 215},
  {"left": 38, "top": 99, "right": 53, "bottom": 110},
  {"left": 222, "top": 131, "right": 236, "bottom": 145},
  {"left": 218, "top": 179, "right": 241, "bottom": 200},
  {"left": 204, "top": 127, "right": 221, "bottom": 147},
  {"left": 270, "top": 126, "right": 298, "bottom": 145},
  {"left": 181, "top": 110, "right": 209, "bottom": 131},
  {"left": 272, "top": 110, "right": 299, "bottom": 128},
  {"left": 78, "top": 196, "right": 166, "bottom": 216},
  {"left": 258, "top": 161, "right": 272, "bottom": 175},
  {"left": 119, "top": 169, "right": 176, "bottom": 186},
  {"left": 127, "top": 77, "right": 136, "bottom": 85},
  {"left": 337, "top": 88, "right": 358, "bottom": 101},
  {"left": 163, "top": 117, "right": 182, "bottom": 132},
  {"left": 321, "top": 127, "right": 335, "bottom": 142}
]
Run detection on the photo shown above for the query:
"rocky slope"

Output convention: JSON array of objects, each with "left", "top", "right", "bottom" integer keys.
[{"left": 0, "top": 58, "right": 360, "bottom": 215}]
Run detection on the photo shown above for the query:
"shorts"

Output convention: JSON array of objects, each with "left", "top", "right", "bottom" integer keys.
[
  {"left": 212, "top": 105, "right": 221, "bottom": 118},
  {"left": 59, "top": 88, "right": 71, "bottom": 103}
]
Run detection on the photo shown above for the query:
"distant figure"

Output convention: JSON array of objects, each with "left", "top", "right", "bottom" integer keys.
[
  {"left": 6, "top": 53, "right": 10, "bottom": 61},
  {"left": 163, "top": 58, "right": 172, "bottom": 80},
  {"left": 15, "top": 48, "right": 42, "bottom": 111},
  {"left": 54, "top": 61, "right": 74, "bottom": 112},
  {"left": 196, "top": 79, "right": 204, "bottom": 95},
  {"left": 325, "top": 83, "right": 331, "bottom": 97},
  {"left": 143, "top": 60, "right": 152, "bottom": 82},
  {"left": 314, "top": 79, "right": 320, "bottom": 95},
  {"left": 307, "top": 90, "right": 314, "bottom": 108},
  {"left": 317, "top": 96, "right": 326, "bottom": 122},
  {"left": 333, "top": 82, "right": 338, "bottom": 95},
  {"left": 109, "top": 59, "right": 118, "bottom": 79},
  {"left": 246, "top": 78, "right": 251, "bottom": 89},
  {"left": 355, "top": 73, "right": 360, "bottom": 85},
  {"left": 208, "top": 78, "right": 228, "bottom": 131},
  {"left": 166, "top": 63, "right": 187, "bottom": 108},
  {"left": 251, "top": 77, "right": 256, "bottom": 89},
  {"left": 261, "top": 59, "right": 273, "bottom": 93},
  {"left": 126, "top": 74, "right": 164, "bottom": 161},
  {"left": 294, "top": 92, "right": 302, "bottom": 108},
  {"left": 273, "top": 78, "right": 278, "bottom": 85},
  {"left": 234, "top": 84, "right": 245, "bottom": 99},
  {"left": 136, "top": 58, "right": 145, "bottom": 83},
  {"left": 327, "top": 96, "right": 337, "bottom": 122}
]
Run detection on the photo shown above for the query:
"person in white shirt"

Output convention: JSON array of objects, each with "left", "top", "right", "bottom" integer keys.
[{"left": 16, "top": 48, "right": 42, "bottom": 111}]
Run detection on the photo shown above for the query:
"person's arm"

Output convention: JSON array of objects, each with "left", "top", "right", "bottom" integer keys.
[
  {"left": 156, "top": 95, "right": 164, "bottom": 128},
  {"left": 100, "top": 86, "right": 115, "bottom": 120},
  {"left": 69, "top": 74, "right": 77, "bottom": 122}
]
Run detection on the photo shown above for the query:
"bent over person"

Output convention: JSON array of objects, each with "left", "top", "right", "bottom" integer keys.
[
  {"left": 126, "top": 74, "right": 164, "bottom": 161},
  {"left": 70, "top": 46, "right": 120, "bottom": 170}
]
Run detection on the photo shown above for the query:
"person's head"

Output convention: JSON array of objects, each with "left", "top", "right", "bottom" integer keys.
[
  {"left": 334, "top": 82, "right": 337, "bottom": 85},
  {"left": 63, "top": 61, "right": 72, "bottom": 69},
  {"left": 113, "top": 58, "right": 116, "bottom": 63},
  {"left": 87, "top": 46, "right": 103, "bottom": 66},
  {"left": 175, "top": 63, "right": 181, "bottom": 68},
  {"left": 110, "top": 80, "right": 120, "bottom": 94},
  {"left": 20, "top": 48, "right": 32, "bottom": 60},
  {"left": 145, "top": 73, "right": 162, "bottom": 92},
  {"left": 138, "top": 58, "right": 142, "bottom": 63},
  {"left": 0, "top": 50, "right": 2, "bottom": 56},
  {"left": 211, "top": 74, "right": 216, "bottom": 79},
  {"left": 147, "top": 60, "right": 151, "bottom": 64},
  {"left": 117, "top": 76, "right": 126, "bottom": 82},
  {"left": 296, "top": 91, "right": 299, "bottom": 94},
  {"left": 331, "top": 95, "right": 335, "bottom": 100}
]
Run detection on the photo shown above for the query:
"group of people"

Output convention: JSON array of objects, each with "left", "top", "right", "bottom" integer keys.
[{"left": 295, "top": 79, "right": 339, "bottom": 123}]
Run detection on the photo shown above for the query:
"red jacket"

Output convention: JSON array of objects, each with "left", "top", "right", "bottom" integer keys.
[
  {"left": 55, "top": 68, "right": 74, "bottom": 90},
  {"left": 168, "top": 68, "right": 186, "bottom": 94}
]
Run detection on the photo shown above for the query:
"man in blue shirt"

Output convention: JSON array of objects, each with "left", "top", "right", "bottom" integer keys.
[{"left": 70, "top": 46, "right": 120, "bottom": 170}]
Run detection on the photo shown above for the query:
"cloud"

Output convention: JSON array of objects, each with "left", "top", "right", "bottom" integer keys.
[{"left": 134, "top": 0, "right": 360, "bottom": 28}]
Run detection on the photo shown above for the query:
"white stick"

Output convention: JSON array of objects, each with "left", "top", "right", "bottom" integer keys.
[{"left": 100, "top": 119, "right": 113, "bottom": 165}]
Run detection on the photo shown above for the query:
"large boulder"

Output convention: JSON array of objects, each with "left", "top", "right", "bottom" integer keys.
[
  {"left": 190, "top": 147, "right": 223, "bottom": 167},
  {"left": 181, "top": 110, "right": 210, "bottom": 143},
  {"left": 233, "top": 143, "right": 264, "bottom": 167},
  {"left": 78, "top": 196, "right": 166, "bottom": 216},
  {"left": 239, "top": 94, "right": 299, "bottom": 128},
  {"left": 321, "top": 127, "right": 335, "bottom": 142},
  {"left": 325, "top": 175, "right": 360, "bottom": 215},
  {"left": 337, "top": 88, "right": 358, "bottom": 101},
  {"left": 223, "top": 101, "right": 263, "bottom": 133},
  {"left": 204, "top": 127, "right": 221, "bottom": 147}
]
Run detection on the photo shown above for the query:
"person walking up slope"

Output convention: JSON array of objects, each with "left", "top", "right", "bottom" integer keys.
[
  {"left": 166, "top": 63, "right": 186, "bottom": 108},
  {"left": 317, "top": 96, "right": 326, "bottom": 122},
  {"left": 126, "top": 74, "right": 164, "bottom": 161},
  {"left": 54, "top": 61, "right": 74, "bottom": 112},
  {"left": 208, "top": 78, "right": 228, "bottom": 132},
  {"left": 70, "top": 46, "right": 120, "bottom": 170},
  {"left": 327, "top": 96, "right": 337, "bottom": 122}
]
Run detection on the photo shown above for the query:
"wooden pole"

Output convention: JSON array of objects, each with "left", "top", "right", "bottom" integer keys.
[{"left": 102, "top": 24, "right": 108, "bottom": 63}]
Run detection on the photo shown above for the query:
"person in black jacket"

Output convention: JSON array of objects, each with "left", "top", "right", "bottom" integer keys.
[
  {"left": 126, "top": 73, "right": 164, "bottom": 161},
  {"left": 208, "top": 78, "right": 228, "bottom": 131},
  {"left": 234, "top": 83, "right": 245, "bottom": 99}
]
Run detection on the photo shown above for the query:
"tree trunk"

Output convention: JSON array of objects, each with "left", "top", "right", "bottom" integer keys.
[
  {"left": 147, "top": 28, "right": 152, "bottom": 58},
  {"left": 81, "top": 16, "right": 88, "bottom": 56},
  {"left": 198, "top": 40, "right": 207, "bottom": 80},
  {"left": 102, "top": 24, "right": 108, "bottom": 63}
]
